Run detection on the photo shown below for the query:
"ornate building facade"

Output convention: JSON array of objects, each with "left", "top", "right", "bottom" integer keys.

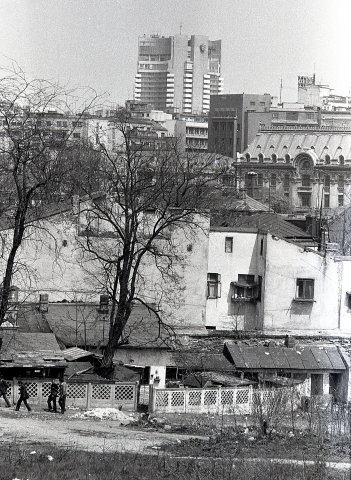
[{"left": 232, "top": 125, "right": 351, "bottom": 213}]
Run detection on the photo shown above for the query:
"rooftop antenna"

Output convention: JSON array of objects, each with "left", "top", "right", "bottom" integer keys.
[
  {"left": 279, "top": 76, "right": 283, "bottom": 105},
  {"left": 179, "top": 22, "right": 183, "bottom": 35}
]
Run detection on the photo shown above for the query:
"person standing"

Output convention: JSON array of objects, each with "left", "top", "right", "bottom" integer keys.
[
  {"left": 0, "top": 378, "right": 11, "bottom": 407},
  {"left": 15, "top": 381, "right": 31, "bottom": 412},
  {"left": 47, "top": 379, "right": 59, "bottom": 412},
  {"left": 58, "top": 377, "right": 67, "bottom": 414}
]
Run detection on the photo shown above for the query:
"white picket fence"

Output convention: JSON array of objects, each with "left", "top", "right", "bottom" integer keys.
[
  {"left": 5, "top": 379, "right": 138, "bottom": 411},
  {"left": 150, "top": 386, "right": 254, "bottom": 414}
]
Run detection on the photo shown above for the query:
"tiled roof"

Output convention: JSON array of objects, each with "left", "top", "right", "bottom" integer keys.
[
  {"left": 242, "top": 131, "right": 351, "bottom": 160},
  {"left": 62, "top": 347, "right": 94, "bottom": 361},
  {"left": 41, "top": 303, "right": 173, "bottom": 349},
  {"left": 0, "top": 330, "right": 65, "bottom": 367},
  {"left": 224, "top": 343, "right": 346, "bottom": 371},
  {"left": 211, "top": 212, "right": 312, "bottom": 240}
]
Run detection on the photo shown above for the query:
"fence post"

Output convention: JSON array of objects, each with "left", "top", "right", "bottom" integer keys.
[
  {"left": 111, "top": 384, "right": 115, "bottom": 408},
  {"left": 149, "top": 384, "right": 156, "bottom": 413},
  {"left": 87, "top": 383, "right": 92, "bottom": 409},
  {"left": 217, "top": 387, "right": 221, "bottom": 414},
  {"left": 133, "top": 383, "right": 138, "bottom": 412},
  {"left": 248, "top": 386, "right": 253, "bottom": 415}
]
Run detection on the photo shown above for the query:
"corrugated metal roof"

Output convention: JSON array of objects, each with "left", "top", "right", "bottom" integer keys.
[{"left": 224, "top": 343, "right": 346, "bottom": 371}]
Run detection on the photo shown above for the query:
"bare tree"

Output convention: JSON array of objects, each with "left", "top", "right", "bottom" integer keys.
[
  {"left": 75, "top": 110, "right": 228, "bottom": 370},
  {"left": 0, "top": 65, "right": 99, "bottom": 324}
]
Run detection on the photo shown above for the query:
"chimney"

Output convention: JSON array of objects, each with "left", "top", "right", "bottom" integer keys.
[
  {"left": 38, "top": 293, "right": 49, "bottom": 313},
  {"left": 284, "top": 335, "right": 296, "bottom": 348},
  {"left": 72, "top": 195, "right": 80, "bottom": 215},
  {"left": 98, "top": 294, "right": 109, "bottom": 314}
]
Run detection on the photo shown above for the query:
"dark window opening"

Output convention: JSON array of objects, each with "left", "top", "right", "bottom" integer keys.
[
  {"left": 207, "top": 273, "right": 221, "bottom": 299},
  {"left": 296, "top": 278, "right": 314, "bottom": 300},
  {"left": 225, "top": 237, "right": 233, "bottom": 253}
]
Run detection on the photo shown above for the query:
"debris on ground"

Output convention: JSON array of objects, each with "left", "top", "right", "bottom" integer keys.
[{"left": 73, "top": 408, "right": 137, "bottom": 425}]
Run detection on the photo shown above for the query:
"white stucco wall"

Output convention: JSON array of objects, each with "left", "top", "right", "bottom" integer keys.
[
  {"left": 206, "top": 229, "right": 266, "bottom": 330},
  {"left": 264, "top": 235, "right": 340, "bottom": 334},
  {"left": 4, "top": 208, "right": 210, "bottom": 332}
]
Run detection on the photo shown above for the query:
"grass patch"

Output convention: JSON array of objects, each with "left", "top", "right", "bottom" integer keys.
[{"left": 0, "top": 439, "right": 347, "bottom": 480}]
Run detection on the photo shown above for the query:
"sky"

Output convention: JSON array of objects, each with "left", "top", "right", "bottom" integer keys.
[{"left": 0, "top": 0, "right": 350, "bottom": 105}]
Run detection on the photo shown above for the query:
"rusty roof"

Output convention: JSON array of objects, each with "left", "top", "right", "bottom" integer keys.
[{"left": 224, "top": 343, "right": 346, "bottom": 371}]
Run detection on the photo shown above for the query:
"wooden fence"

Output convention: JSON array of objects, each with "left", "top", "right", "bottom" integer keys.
[{"left": 5, "top": 379, "right": 138, "bottom": 411}]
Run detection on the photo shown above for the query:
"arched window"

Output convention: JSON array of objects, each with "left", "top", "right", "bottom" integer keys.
[
  {"left": 325, "top": 154, "right": 330, "bottom": 165},
  {"left": 339, "top": 155, "right": 345, "bottom": 165},
  {"left": 258, "top": 153, "right": 264, "bottom": 163},
  {"left": 301, "top": 159, "right": 311, "bottom": 170},
  {"left": 245, "top": 153, "right": 251, "bottom": 162},
  {"left": 285, "top": 154, "right": 291, "bottom": 164},
  {"left": 272, "top": 153, "right": 277, "bottom": 163}
]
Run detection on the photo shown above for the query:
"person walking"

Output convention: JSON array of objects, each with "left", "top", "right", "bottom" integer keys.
[
  {"left": 58, "top": 377, "right": 67, "bottom": 414},
  {"left": 47, "top": 379, "right": 59, "bottom": 412},
  {"left": 0, "top": 377, "right": 11, "bottom": 407},
  {"left": 15, "top": 381, "right": 31, "bottom": 412}
]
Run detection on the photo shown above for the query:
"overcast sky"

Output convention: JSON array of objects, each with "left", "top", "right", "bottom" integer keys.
[{"left": 0, "top": 0, "right": 350, "bottom": 105}]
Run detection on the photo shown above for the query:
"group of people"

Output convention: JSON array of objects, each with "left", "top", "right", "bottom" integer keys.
[{"left": 0, "top": 377, "right": 67, "bottom": 414}]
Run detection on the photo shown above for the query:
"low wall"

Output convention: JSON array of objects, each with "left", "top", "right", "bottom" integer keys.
[
  {"left": 150, "top": 386, "right": 253, "bottom": 415},
  {"left": 6, "top": 379, "right": 138, "bottom": 411}
]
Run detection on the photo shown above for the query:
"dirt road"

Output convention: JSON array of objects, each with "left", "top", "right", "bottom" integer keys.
[{"left": 0, "top": 408, "right": 205, "bottom": 453}]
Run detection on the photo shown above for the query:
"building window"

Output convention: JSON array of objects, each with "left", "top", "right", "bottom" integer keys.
[
  {"left": 296, "top": 278, "right": 314, "bottom": 301},
  {"left": 258, "top": 153, "right": 264, "bottom": 163},
  {"left": 283, "top": 174, "right": 290, "bottom": 189},
  {"left": 300, "top": 193, "right": 311, "bottom": 207},
  {"left": 339, "top": 155, "right": 345, "bottom": 165},
  {"left": 324, "top": 194, "right": 330, "bottom": 208},
  {"left": 232, "top": 274, "right": 259, "bottom": 302},
  {"left": 270, "top": 173, "right": 276, "bottom": 190},
  {"left": 73, "top": 133, "right": 81, "bottom": 138},
  {"left": 225, "top": 237, "right": 233, "bottom": 253},
  {"left": 222, "top": 174, "right": 234, "bottom": 186},
  {"left": 301, "top": 175, "right": 310, "bottom": 187},
  {"left": 272, "top": 153, "right": 277, "bottom": 163},
  {"left": 338, "top": 195, "right": 344, "bottom": 207},
  {"left": 257, "top": 173, "right": 263, "bottom": 186},
  {"left": 285, "top": 154, "right": 291, "bottom": 164},
  {"left": 207, "top": 273, "right": 221, "bottom": 298},
  {"left": 324, "top": 175, "right": 330, "bottom": 189},
  {"left": 245, "top": 153, "right": 251, "bottom": 162},
  {"left": 338, "top": 175, "right": 344, "bottom": 189},
  {"left": 325, "top": 154, "right": 330, "bottom": 165}
]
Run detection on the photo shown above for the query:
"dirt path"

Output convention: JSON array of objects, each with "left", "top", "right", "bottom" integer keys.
[{"left": 0, "top": 408, "right": 205, "bottom": 453}]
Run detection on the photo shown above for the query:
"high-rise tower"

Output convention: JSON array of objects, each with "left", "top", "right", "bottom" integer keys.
[{"left": 134, "top": 34, "right": 223, "bottom": 115}]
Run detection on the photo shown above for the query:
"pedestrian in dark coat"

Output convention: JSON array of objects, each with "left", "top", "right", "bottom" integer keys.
[
  {"left": 58, "top": 378, "right": 67, "bottom": 414},
  {"left": 0, "top": 378, "right": 11, "bottom": 407},
  {"left": 15, "top": 381, "right": 31, "bottom": 411},
  {"left": 47, "top": 379, "right": 59, "bottom": 412}
]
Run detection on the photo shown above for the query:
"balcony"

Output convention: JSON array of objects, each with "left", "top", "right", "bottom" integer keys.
[{"left": 297, "top": 186, "right": 312, "bottom": 192}]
